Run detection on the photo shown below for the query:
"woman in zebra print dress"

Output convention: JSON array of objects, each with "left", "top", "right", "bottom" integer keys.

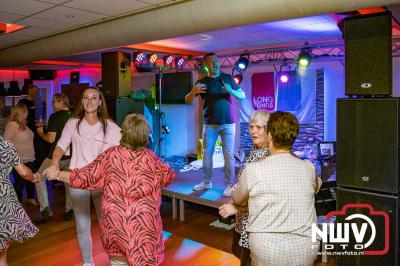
[
  {"left": 0, "top": 136, "right": 39, "bottom": 265},
  {"left": 44, "top": 114, "right": 175, "bottom": 266}
]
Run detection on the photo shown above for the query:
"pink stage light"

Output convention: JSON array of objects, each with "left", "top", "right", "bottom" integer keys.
[{"left": 279, "top": 73, "right": 289, "bottom": 83}]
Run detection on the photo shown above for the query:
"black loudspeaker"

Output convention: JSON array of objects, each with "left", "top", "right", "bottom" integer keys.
[
  {"left": 70, "top": 71, "right": 80, "bottom": 84},
  {"left": 344, "top": 12, "right": 392, "bottom": 96},
  {"left": 337, "top": 98, "right": 400, "bottom": 194},
  {"left": 29, "top": 70, "right": 57, "bottom": 80},
  {"left": 7, "top": 81, "right": 20, "bottom": 96},
  {"left": 102, "top": 52, "right": 132, "bottom": 97},
  {"left": 336, "top": 187, "right": 398, "bottom": 266},
  {"left": 0, "top": 82, "right": 5, "bottom": 96},
  {"left": 105, "top": 96, "right": 160, "bottom": 154}
]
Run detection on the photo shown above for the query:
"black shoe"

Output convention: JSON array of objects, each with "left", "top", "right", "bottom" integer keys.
[
  {"left": 35, "top": 207, "right": 53, "bottom": 224},
  {"left": 64, "top": 209, "right": 74, "bottom": 221}
]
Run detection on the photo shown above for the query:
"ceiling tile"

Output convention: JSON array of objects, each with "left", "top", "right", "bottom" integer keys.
[
  {"left": 0, "top": 0, "right": 55, "bottom": 16},
  {"left": 63, "top": 0, "right": 150, "bottom": 16},
  {"left": 33, "top": 5, "right": 105, "bottom": 24},
  {"left": 17, "top": 17, "right": 74, "bottom": 30},
  {"left": 0, "top": 12, "right": 24, "bottom": 23},
  {"left": 7, "top": 26, "right": 55, "bottom": 38}
]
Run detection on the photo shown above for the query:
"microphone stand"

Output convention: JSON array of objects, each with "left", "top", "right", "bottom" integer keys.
[{"left": 157, "top": 67, "right": 164, "bottom": 161}]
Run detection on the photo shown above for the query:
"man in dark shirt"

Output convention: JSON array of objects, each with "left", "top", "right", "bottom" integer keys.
[
  {"left": 185, "top": 53, "right": 245, "bottom": 196},
  {"left": 35, "top": 93, "right": 73, "bottom": 222}
]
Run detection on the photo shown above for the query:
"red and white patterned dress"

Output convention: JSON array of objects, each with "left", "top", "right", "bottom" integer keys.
[{"left": 69, "top": 146, "right": 175, "bottom": 266}]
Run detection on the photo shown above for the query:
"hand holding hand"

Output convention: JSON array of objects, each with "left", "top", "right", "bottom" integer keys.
[
  {"left": 32, "top": 172, "right": 41, "bottom": 183},
  {"left": 43, "top": 168, "right": 60, "bottom": 180},
  {"left": 218, "top": 203, "right": 238, "bottom": 218}
]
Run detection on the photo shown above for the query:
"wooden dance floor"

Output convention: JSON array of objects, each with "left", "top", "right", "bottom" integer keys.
[
  {"left": 8, "top": 215, "right": 238, "bottom": 266},
  {"left": 162, "top": 167, "right": 233, "bottom": 221}
]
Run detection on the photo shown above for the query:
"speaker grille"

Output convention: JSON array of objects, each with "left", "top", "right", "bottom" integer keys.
[
  {"left": 337, "top": 98, "right": 399, "bottom": 193},
  {"left": 344, "top": 12, "right": 392, "bottom": 96}
]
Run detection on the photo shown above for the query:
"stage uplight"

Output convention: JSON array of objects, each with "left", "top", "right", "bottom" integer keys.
[
  {"left": 163, "top": 55, "right": 174, "bottom": 66},
  {"left": 148, "top": 53, "right": 158, "bottom": 65},
  {"left": 133, "top": 52, "right": 144, "bottom": 63},
  {"left": 233, "top": 74, "right": 243, "bottom": 85},
  {"left": 235, "top": 54, "right": 249, "bottom": 73}
]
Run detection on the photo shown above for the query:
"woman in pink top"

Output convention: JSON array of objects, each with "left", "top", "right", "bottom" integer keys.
[
  {"left": 44, "top": 113, "right": 175, "bottom": 266},
  {"left": 45, "top": 87, "right": 121, "bottom": 266},
  {"left": 4, "top": 103, "right": 37, "bottom": 205}
]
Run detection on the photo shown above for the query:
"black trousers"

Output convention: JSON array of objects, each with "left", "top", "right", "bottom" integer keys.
[{"left": 12, "top": 161, "right": 35, "bottom": 202}]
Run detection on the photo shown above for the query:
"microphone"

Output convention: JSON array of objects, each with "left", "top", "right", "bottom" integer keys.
[{"left": 218, "top": 77, "right": 225, "bottom": 87}]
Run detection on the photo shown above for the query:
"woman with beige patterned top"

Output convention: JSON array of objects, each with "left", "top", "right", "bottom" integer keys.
[
  {"left": 219, "top": 110, "right": 270, "bottom": 266},
  {"left": 232, "top": 111, "right": 321, "bottom": 266}
]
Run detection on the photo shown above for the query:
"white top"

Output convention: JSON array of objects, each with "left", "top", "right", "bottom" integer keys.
[
  {"left": 57, "top": 118, "right": 121, "bottom": 169},
  {"left": 232, "top": 153, "right": 318, "bottom": 237}
]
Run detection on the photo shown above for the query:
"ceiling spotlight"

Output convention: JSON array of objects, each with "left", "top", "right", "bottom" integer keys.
[
  {"left": 233, "top": 74, "right": 243, "bottom": 85},
  {"left": 133, "top": 52, "right": 144, "bottom": 63},
  {"left": 297, "top": 44, "right": 312, "bottom": 67},
  {"left": 175, "top": 57, "right": 185, "bottom": 68},
  {"left": 235, "top": 54, "right": 249, "bottom": 73},
  {"left": 148, "top": 53, "right": 158, "bottom": 65},
  {"left": 163, "top": 55, "right": 174, "bottom": 66}
]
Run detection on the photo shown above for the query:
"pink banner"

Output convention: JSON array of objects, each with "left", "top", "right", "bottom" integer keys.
[{"left": 251, "top": 72, "right": 275, "bottom": 111}]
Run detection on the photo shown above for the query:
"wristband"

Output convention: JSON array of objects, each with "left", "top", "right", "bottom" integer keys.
[{"left": 56, "top": 171, "right": 61, "bottom": 181}]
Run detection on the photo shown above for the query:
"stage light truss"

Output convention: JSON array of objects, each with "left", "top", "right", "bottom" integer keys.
[
  {"left": 179, "top": 38, "right": 400, "bottom": 70},
  {"left": 131, "top": 38, "right": 400, "bottom": 72}
]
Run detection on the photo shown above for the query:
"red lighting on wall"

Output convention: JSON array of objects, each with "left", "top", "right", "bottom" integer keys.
[{"left": 33, "top": 60, "right": 101, "bottom": 68}]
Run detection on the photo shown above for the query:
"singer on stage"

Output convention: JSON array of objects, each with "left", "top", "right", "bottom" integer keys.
[{"left": 185, "top": 53, "right": 245, "bottom": 196}]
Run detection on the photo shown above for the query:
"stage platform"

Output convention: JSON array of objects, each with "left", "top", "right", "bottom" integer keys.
[{"left": 162, "top": 167, "right": 233, "bottom": 221}]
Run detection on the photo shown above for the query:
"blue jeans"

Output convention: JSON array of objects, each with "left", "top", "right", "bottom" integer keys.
[{"left": 203, "top": 123, "right": 236, "bottom": 185}]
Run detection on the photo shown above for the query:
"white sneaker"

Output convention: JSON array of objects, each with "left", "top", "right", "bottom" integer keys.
[
  {"left": 193, "top": 181, "right": 212, "bottom": 191},
  {"left": 223, "top": 184, "right": 233, "bottom": 197}
]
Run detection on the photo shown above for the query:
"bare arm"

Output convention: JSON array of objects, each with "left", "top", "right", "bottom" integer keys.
[
  {"left": 14, "top": 163, "right": 36, "bottom": 182},
  {"left": 49, "top": 146, "right": 65, "bottom": 169},
  {"left": 223, "top": 83, "right": 245, "bottom": 100},
  {"left": 37, "top": 127, "right": 56, "bottom": 143}
]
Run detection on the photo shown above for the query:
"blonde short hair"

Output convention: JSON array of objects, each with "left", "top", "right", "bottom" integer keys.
[
  {"left": 120, "top": 113, "right": 150, "bottom": 151},
  {"left": 249, "top": 110, "right": 270, "bottom": 125}
]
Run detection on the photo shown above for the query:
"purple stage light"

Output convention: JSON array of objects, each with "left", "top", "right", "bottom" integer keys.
[{"left": 279, "top": 73, "right": 289, "bottom": 83}]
